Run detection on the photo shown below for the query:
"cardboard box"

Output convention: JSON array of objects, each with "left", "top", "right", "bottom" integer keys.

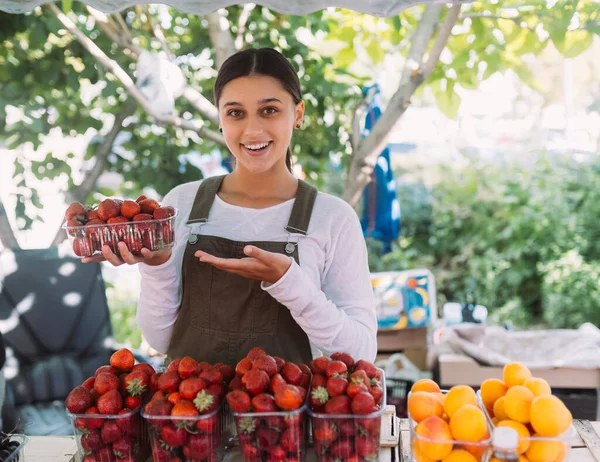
[{"left": 377, "top": 326, "right": 428, "bottom": 353}]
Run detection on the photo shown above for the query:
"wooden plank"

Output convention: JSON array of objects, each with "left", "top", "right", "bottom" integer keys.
[
  {"left": 400, "top": 426, "right": 412, "bottom": 462},
  {"left": 574, "top": 419, "right": 600, "bottom": 461},
  {"left": 24, "top": 436, "right": 78, "bottom": 462},
  {"left": 572, "top": 448, "right": 598, "bottom": 462}
]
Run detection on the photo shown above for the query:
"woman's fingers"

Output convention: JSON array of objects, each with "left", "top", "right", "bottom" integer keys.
[{"left": 101, "top": 245, "right": 125, "bottom": 266}]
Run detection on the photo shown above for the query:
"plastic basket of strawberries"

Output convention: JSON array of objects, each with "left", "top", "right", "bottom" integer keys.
[
  {"left": 226, "top": 347, "right": 312, "bottom": 462},
  {"left": 62, "top": 196, "right": 177, "bottom": 258},
  {"left": 65, "top": 348, "right": 154, "bottom": 461},
  {"left": 141, "top": 356, "right": 235, "bottom": 462},
  {"left": 307, "top": 352, "right": 386, "bottom": 462}
]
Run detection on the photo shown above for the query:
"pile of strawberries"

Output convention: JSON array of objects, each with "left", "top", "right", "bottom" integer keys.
[
  {"left": 65, "top": 348, "right": 155, "bottom": 462},
  {"left": 308, "top": 352, "right": 384, "bottom": 461},
  {"left": 63, "top": 196, "right": 175, "bottom": 257},
  {"left": 225, "top": 347, "right": 311, "bottom": 461},
  {"left": 142, "top": 356, "right": 235, "bottom": 462}
]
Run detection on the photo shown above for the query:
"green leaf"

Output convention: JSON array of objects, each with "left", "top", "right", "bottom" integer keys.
[
  {"left": 62, "top": 0, "right": 72, "bottom": 12},
  {"left": 365, "top": 39, "right": 385, "bottom": 65},
  {"left": 432, "top": 80, "right": 461, "bottom": 119},
  {"left": 336, "top": 47, "right": 356, "bottom": 68},
  {"left": 562, "top": 30, "right": 594, "bottom": 58}
]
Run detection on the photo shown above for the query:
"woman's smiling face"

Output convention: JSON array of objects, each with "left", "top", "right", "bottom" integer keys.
[{"left": 218, "top": 74, "right": 304, "bottom": 175}]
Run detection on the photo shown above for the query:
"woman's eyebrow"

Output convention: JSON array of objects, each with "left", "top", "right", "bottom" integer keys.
[{"left": 222, "top": 98, "right": 281, "bottom": 108}]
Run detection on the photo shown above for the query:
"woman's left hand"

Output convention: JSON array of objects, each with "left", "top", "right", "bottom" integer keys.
[{"left": 195, "top": 245, "right": 292, "bottom": 284}]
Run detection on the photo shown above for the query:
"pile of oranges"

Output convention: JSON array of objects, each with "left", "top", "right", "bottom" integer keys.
[
  {"left": 407, "top": 362, "right": 573, "bottom": 462},
  {"left": 481, "top": 362, "right": 572, "bottom": 462}
]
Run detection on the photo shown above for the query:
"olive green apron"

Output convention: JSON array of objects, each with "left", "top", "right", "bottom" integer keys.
[{"left": 167, "top": 175, "right": 316, "bottom": 366}]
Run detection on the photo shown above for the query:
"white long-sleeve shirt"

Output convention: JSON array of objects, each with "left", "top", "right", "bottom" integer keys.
[{"left": 137, "top": 180, "right": 378, "bottom": 362}]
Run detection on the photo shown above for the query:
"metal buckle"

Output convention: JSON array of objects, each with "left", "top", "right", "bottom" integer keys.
[{"left": 285, "top": 234, "right": 299, "bottom": 254}]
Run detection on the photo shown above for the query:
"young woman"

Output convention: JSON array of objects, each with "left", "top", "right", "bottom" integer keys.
[{"left": 86, "top": 48, "right": 377, "bottom": 366}]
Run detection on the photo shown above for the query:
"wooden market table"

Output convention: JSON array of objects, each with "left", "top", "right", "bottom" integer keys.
[{"left": 24, "top": 419, "right": 600, "bottom": 462}]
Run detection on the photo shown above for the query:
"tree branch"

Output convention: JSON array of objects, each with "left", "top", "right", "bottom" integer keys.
[
  {"left": 48, "top": 3, "right": 224, "bottom": 144},
  {"left": 342, "top": 4, "right": 462, "bottom": 207},
  {"left": 51, "top": 101, "right": 137, "bottom": 245},
  {"left": 144, "top": 5, "right": 174, "bottom": 59},
  {"left": 235, "top": 3, "right": 255, "bottom": 50},
  {"left": 206, "top": 9, "right": 236, "bottom": 69},
  {"left": 461, "top": 13, "right": 536, "bottom": 32},
  {"left": 0, "top": 197, "right": 19, "bottom": 249}
]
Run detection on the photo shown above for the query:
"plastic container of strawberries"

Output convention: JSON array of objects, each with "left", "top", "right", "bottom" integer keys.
[
  {"left": 142, "top": 399, "right": 227, "bottom": 462},
  {"left": 2, "top": 434, "right": 28, "bottom": 462},
  {"left": 476, "top": 390, "right": 575, "bottom": 462},
  {"left": 408, "top": 390, "right": 493, "bottom": 462},
  {"left": 307, "top": 371, "right": 387, "bottom": 462},
  {"left": 62, "top": 209, "right": 178, "bottom": 258},
  {"left": 232, "top": 401, "right": 310, "bottom": 462},
  {"left": 68, "top": 406, "right": 150, "bottom": 461}
]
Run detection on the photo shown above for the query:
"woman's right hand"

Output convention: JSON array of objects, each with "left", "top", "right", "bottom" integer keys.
[{"left": 81, "top": 242, "right": 172, "bottom": 267}]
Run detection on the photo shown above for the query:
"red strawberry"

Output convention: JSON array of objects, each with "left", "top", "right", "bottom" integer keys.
[
  {"left": 215, "top": 364, "right": 235, "bottom": 384},
  {"left": 167, "top": 391, "right": 181, "bottom": 406},
  {"left": 171, "top": 399, "right": 199, "bottom": 417},
  {"left": 124, "top": 370, "right": 149, "bottom": 397},
  {"left": 97, "top": 199, "right": 120, "bottom": 221},
  {"left": 357, "top": 416, "right": 382, "bottom": 435},
  {"left": 241, "top": 443, "right": 260, "bottom": 458},
  {"left": 330, "top": 352, "right": 356, "bottom": 369},
  {"left": 149, "top": 372, "right": 162, "bottom": 393},
  {"left": 200, "top": 369, "right": 223, "bottom": 386},
  {"left": 186, "top": 433, "right": 213, "bottom": 460},
  {"left": 252, "top": 355, "right": 278, "bottom": 377},
  {"left": 167, "top": 359, "right": 181, "bottom": 372},
  {"left": 311, "top": 374, "right": 327, "bottom": 389},
  {"left": 143, "top": 398, "right": 172, "bottom": 425},
  {"left": 65, "top": 386, "right": 93, "bottom": 414},
  {"left": 72, "top": 236, "right": 92, "bottom": 257},
  {"left": 324, "top": 395, "right": 351, "bottom": 414},
  {"left": 80, "top": 429, "right": 102, "bottom": 451},
  {"left": 112, "top": 436, "right": 134, "bottom": 458},
  {"left": 241, "top": 368, "right": 270, "bottom": 396},
  {"left": 158, "top": 371, "right": 181, "bottom": 393},
  {"left": 298, "top": 363, "right": 311, "bottom": 375},
  {"left": 256, "top": 426, "right": 280, "bottom": 450},
  {"left": 339, "top": 420, "right": 355, "bottom": 437},
  {"left": 116, "top": 408, "right": 138, "bottom": 433},
  {"left": 310, "top": 356, "right": 330, "bottom": 375},
  {"left": 196, "top": 414, "right": 217, "bottom": 434},
  {"left": 246, "top": 347, "right": 266, "bottom": 361},
  {"left": 65, "top": 202, "right": 88, "bottom": 221},
  {"left": 135, "top": 195, "right": 147, "bottom": 203},
  {"left": 226, "top": 389, "right": 251, "bottom": 412},
  {"left": 95, "top": 365, "right": 119, "bottom": 377},
  {"left": 330, "top": 439, "right": 354, "bottom": 459},
  {"left": 107, "top": 216, "right": 129, "bottom": 238},
  {"left": 208, "top": 382, "right": 225, "bottom": 400},
  {"left": 153, "top": 206, "right": 175, "bottom": 219},
  {"left": 281, "top": 363, "right": 303, "bottom": 385},
  {"left": 178, "top": 356, "right": 201, "bottom": 379},
  {"left": 351, "top": 391, "right": 376, "bottom": 414},
  {"left": 83, "top": 406, "right": 103, "bottom": 429},
  {"left": 161, "top": 423, "right": 188, "bottom": 447},
  {"left": 269, "top": 373, "right": 287, "bottom": 394},
  {"left": 312, "top": 421, "right": 338, "bottom": 444},
  {"left": 82, "top": 377, "right": 95, "bottom": 391},
  {"left": 179, "top": 377, "right": 207, "bottom": 401},
  {"left": 193, "top": 389, "right": 218, "bottom": 414},
  {"left": 251, "top": 393, "right": 278, "bottom": 413},
  {"left": 299, "top": 372, "right": 311, "bottom": 389},
  {"left": 310, "top": 386, "right": 329, "bottom": 409},
  {"left": 280, "top": 427, "right": 301, "bottom": 452},
  {"left": 125, "top": 395, "right": 142, "bottom": 410},
  {"left": 87, "top": 209, "right": 100, "bottom": 220},
  {"left": 326, "top": 376, "right": 348, "bottom": 397},
  {"left": 235, "top": 357, "right": 253, "bottom": 377},
  {"left": 121, "top": 200, "right": 141, "bottom": 219},
  {"left": 354, "top": 359, "right": 379, "bottom": 379},
  {"left": 228, "top": 376, "right": 243, "bottom": 391},
  {"left": 369, "top": 382, "right": 384, "bottom": 405},
  {"left": 356, "top": 434, "right": 378, "bottom": 458},
  {"left": 138, "top": 198, "right": 160, "bottom": 214},
  {"left": 274, "top": 384, "right": 304, "bottom": 411},
  {"left": 110, "top": 349, "right": 135, "bottom": 372},
  {"left": 265, "top": 415, "right": 286, "bottom": 432},
  {"left": 197, "top": 361, "right": 212, "bottom": 371},
  {"left": 269, "top": 446, "right": 287, "bottom": 461},
  {"left": 96, "top": 446, "right": 115, "bottom": 462},
  {"left": 272, "top": 356, "right": 285, "bottom": 373},
  {"left": 66, "top": 218, "right": 84, "bottom": 234},
  {"left": 97, "top": 389, "right": 123, "bottom": 414},
  {"left": 347, "top": 381, "right": 369, "bottom": 398},
  {"left": 101, "top": 421, "right": 121, "bottom": 443},
  {"left": 94, "top": 372, "right": 120, "bottom": 395},
  {"left": 131, "top": 363, "right": 155, "bottom": 377},
  {"left": 325, "top": 360, "right": 347, "bottom": 378}
]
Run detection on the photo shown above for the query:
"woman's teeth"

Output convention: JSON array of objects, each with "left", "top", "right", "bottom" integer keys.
[{"left": 244, "top": 142, "right": 270, "bottom": 151}]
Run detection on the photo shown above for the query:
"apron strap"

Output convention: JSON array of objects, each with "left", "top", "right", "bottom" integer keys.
[
  {"left": 285, "top": 180, "right": 318, "bottom": 236},
  {"left": 187, "top": 175, "right": 227, "bottom": 224}
]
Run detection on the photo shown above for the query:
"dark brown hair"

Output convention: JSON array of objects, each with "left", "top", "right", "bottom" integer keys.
[{"left": 214, "top": 48, "right": 302, "bottom": 172}]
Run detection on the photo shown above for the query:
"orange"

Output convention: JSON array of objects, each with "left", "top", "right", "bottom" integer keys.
[
  {"left": 412, "top": 378, "right": 442, "bottom": 393},
  {"left": 525, "top": 438, "right": 567, "bottom": 461},
  {"left": 408, "top": 391, "right": 445, "bottom": 423},
  {"left": 442, "top": 449, "right": 478, "bottom": 462},
  {"left": 480, "top": 378, "right": 508, "bottom": 408},
  {"left": 503, "top": 362, "right": 532, "bottom": 388},
  {"left": 530, "top": 395, "right": 572, "bottom": 437},
  {"left": 414, "top": 415, "right": 454, "bottom": 460},
  {"left": 497, "top": 419, "right": 531, "bottom": 454},
  {"left": 444, "top": 385, "right": 478, "bottom": 418},
  {"left": 523, "top": 377, "right": 551, "bottom": 397},
  {"left": 449, "top": 404, "right": 488, "bottom": 442},
  {"left": 504, "top": 386, "right": 535, "bottom": 423},
  {"left": 493, "top": 396, "right": 509, "bottom": 421}
]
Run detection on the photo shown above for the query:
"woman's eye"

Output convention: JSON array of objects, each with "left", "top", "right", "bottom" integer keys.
[
  {"left": 227, "top": 109, "right": 243, "bottom": 117},
  {"left": 263, "top": 107, "right": 278, "bottom": 115}
]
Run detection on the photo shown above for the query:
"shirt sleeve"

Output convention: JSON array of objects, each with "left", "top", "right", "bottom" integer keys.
[
  {"left": 136, "top": 187, "right": 186, "bottom": 354},
  {"left": 262, "top": 212, "right": 378, "bottom": 362}
]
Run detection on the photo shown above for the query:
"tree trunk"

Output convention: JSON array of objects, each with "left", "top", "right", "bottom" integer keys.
[
  {"left": 0, "top": 198, "right": 19, "bottom": 249},
  {"left": 206, "top": 10, "right": 236, "bottom": 69}
]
